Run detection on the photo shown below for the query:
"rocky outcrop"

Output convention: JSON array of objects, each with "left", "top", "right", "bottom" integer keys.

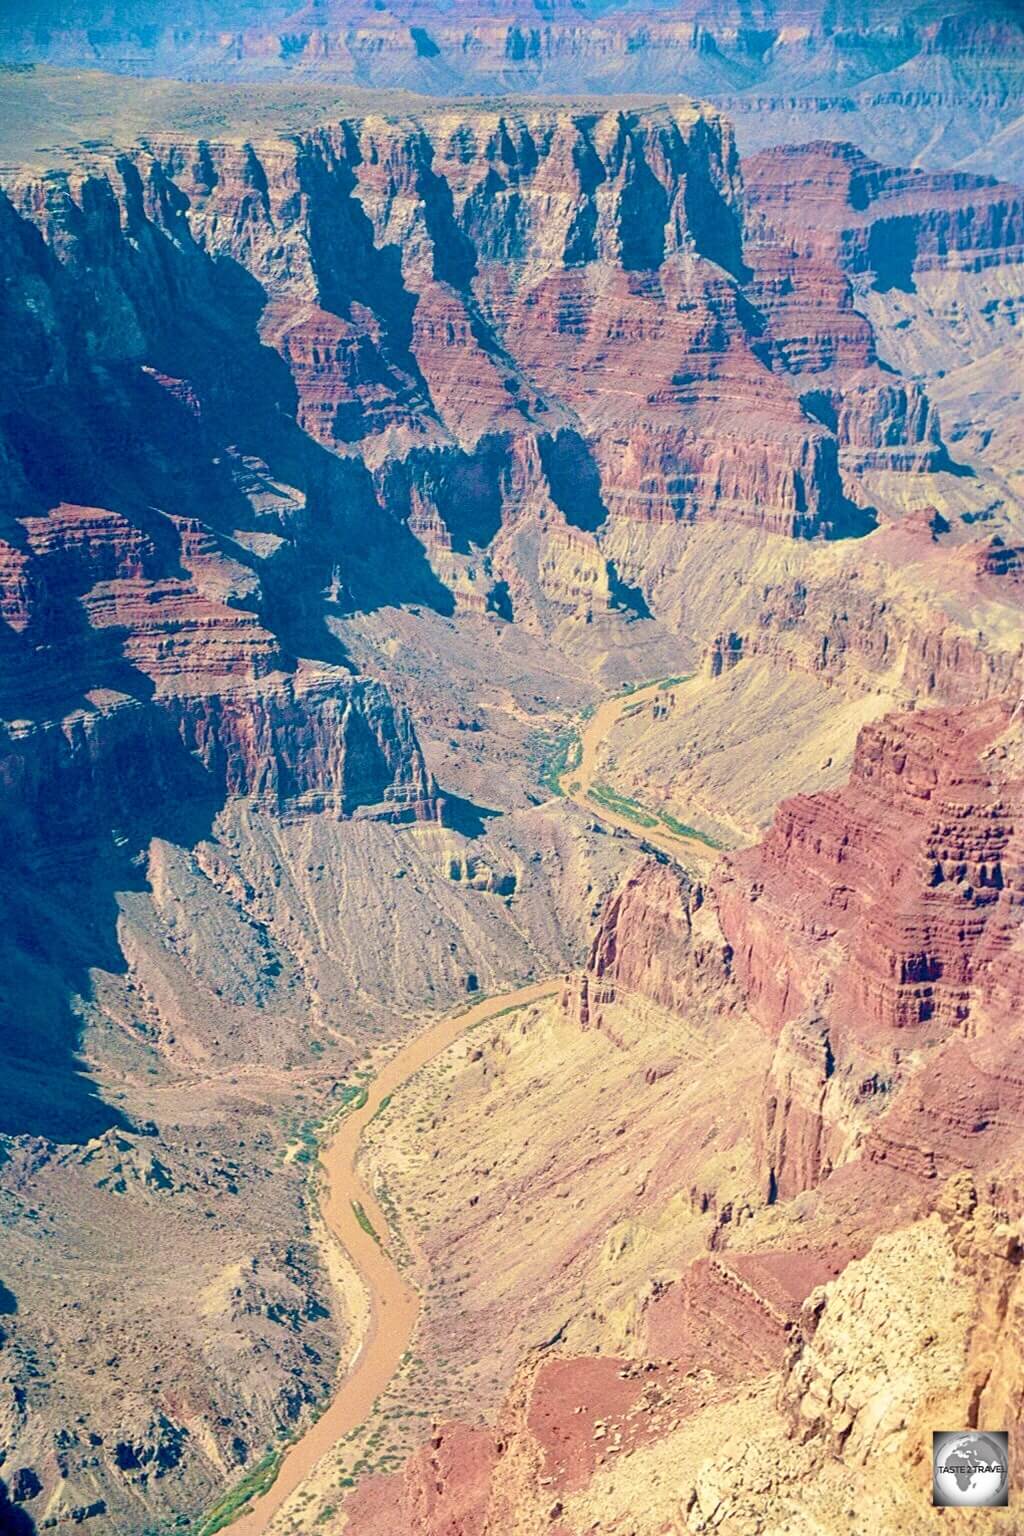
[
  {"left": 687, "top": 554, "right": 1024, "bottom": 715},
  {"left": 756, "top": 1018, "right": 843, "bottom": 1204},
  {"left": 780, "top": 1180, "right": 1023, "bottom": 1474},
  {"left": 4, "top": 3, "right": 1024, "bottom": 181},
  {"left": 562, "top": 859, "right": 731, "bottom": 1034},
  {"left": 648, "top": 1246, "right": 851, "bottom": 1380},
  {"left": 714, "top": 700, "right": 1024, "bottom": 1206},
  {"left": 718, "top": 700, "right": 1023, "bottom": 1042},
  {"left": 745, "top": 141, "right": 1024, "bottom": 286},
  {"left": 740, "top": 141, "right": 1024, "bottom": 477},
  {"left": 703, "top": 631, "right": 744, "bottom": 678}
]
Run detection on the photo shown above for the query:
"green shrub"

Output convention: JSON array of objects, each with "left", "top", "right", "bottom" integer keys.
[
  {"left": 197, "top": 1449, "right": 283, "bottom": 1536},
  {"left": 351, "top": 1201, "right": 380, "bottom": 1243}
]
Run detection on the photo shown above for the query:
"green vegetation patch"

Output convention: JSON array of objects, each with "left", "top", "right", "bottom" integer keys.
[
  {"left": 658, "top": 810, "right": 725, "bottom": 849},
  {"left": 336, "top": 1083, "right": 369, "bottom": 1113},
  {"left": 351, "top": 1201, "right": 381, "bottom": 1243},
  {"left": 589, "top": 784, "right": 726, "bottom": 849},
  {"left": 483, "top": 999, "right": 531, "bottom": 1024},
  {"left": 619, "top": 672, "right": 692, "bottom": 697},
  {"left": 293, "top": 1121, "right": 320, "bottom": 1165},
  {"left": 531, "top": 725, "right": 582, "bottom": 798},
  {"left": 587, "top": 783, "right": 660, "bottom": 829},
  {"left": 197, "top": 1449, "right": 283, "bottom": 1536}
]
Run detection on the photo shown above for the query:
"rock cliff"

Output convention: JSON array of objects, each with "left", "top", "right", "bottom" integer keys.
[
  {"left": 3, "top": 2, "right": 1023, "bottom": 176},
  {"left": 743, "top": 141, "right": 1024, "bottom": 478},
  {"left": 562, "top": 859, "right": 730, "bottom": 1033},
  {"left": 718, "top": 701, "right": 1023, "bottom": 1044}
]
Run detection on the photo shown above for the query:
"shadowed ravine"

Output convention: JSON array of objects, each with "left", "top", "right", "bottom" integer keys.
[{"left": 228, "top": 977, "right": 560, "bottom": 1536}]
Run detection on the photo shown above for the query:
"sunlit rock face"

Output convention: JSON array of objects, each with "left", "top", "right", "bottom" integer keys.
[{"left": 3, "top": 2, "right": 1024, "bottom": 178}]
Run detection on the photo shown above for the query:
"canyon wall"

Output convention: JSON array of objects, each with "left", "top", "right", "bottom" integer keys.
[
  {"left": 562, "top": 858, "right": 731, "bottom": 1035},
  {"left": 717, "top": 701, "right": 1024, "bottom": 1046},
  {"left": 713, "top": 699, "right": 1023, "bottom": 1208},
  {"left": 3, "top": 2, "right": 1023, "bottom": 180},
  {"left": 0, "top": 93, "right": 896, "bottom": 1069},
  {"left": 1, "top": 67, "right": 1023, "bottom": 1535}
]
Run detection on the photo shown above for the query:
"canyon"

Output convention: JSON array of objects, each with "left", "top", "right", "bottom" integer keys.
[
  {"left": 2, "top": 2, "right": 1024, "bottom": 179},
  {"left": 0, "top": 8, "right": 1022, "bottom": 1536}
]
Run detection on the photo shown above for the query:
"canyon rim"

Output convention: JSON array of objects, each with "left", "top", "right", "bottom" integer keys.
[{"left": 0, "top": 3, "right": 1023, "bottom": 1535}]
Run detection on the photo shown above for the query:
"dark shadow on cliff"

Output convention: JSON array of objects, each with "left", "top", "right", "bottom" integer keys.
[
  {"left": 0, "top": 715, "right": 224, "bottom": 1142},
  {"left": 932, "top": 445, "right": 977, "bottom": 480},
  {"left": 608, "top": 561, "right": 652, "bottom": 618},
  {"left": 868, "top": 216, "right": 918, "bottom": 294},
  {"left": 299, "top": 129, "right": 442, "bottom": 432},
  {"left": 539, "top": 429, "right": 609, "bottom": 532},
  {"left": 440, "top": 792, "right": 502, "bottom": 839},
  {"left": 381, "top": 439, "right": 505, "bottom": 557},
  {"left": 618, "top": 133, "right": 669, "bottom": 272},
  {"left": 0, "top": 1482, "right": 37, "bottom": 1536},
  {"left": 314, "top": 449, "right": 455, "bottom": 619},
  {"left": 824, "top": 497, "right": 878, "bottom": 539},
  {"left": 0, "top": 579, "right": 158, "bottom": 725},
  {"left": 417, "top": 133, "right": 478, "bottom": 291},
  {"left": 1, "top": 179, "right": 456, "bottom": 638},
  {"left": 683, "top": 115, "right": 749, "bottom": 282}
]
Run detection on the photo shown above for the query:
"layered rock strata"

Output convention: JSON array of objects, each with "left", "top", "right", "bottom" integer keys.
[
  {"left": 3, "top": 2, "right": 1024, "bottom": 183},
  {"left": 328, "top": 808, "right": 1023, "bottom": 1534}
]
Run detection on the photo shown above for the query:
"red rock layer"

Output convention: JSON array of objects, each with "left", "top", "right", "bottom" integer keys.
[
  {"left": 745, "top": 140, "right": 1024, "bottom": 282},
  {"left": 4, "top": 107, "right": 866, "bottom": 564},
  {"left": 738, "top": 141, "right": 1024, "bottom": 472},
  {"left": 341, "top": 1421, "right": 498, "bottom": 1536},
  {"left": 708, "top": 699, "right": 1024, "bottom": 1204},
  {"left": 646, "top": 1247, "right": 851, "bottom": 1377},
  {"left": 562, "top": 859, "right": 728, "bottom": 1032},
  {"left": 337, "top": 1243, "right": 858, "bottom": 1534},
  {"left": 864, "top": 1030, "right": 1024, "bottom": 1191},
  {"left": 717, "top": 701, "right": 1023, "bottom": 1043}
]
